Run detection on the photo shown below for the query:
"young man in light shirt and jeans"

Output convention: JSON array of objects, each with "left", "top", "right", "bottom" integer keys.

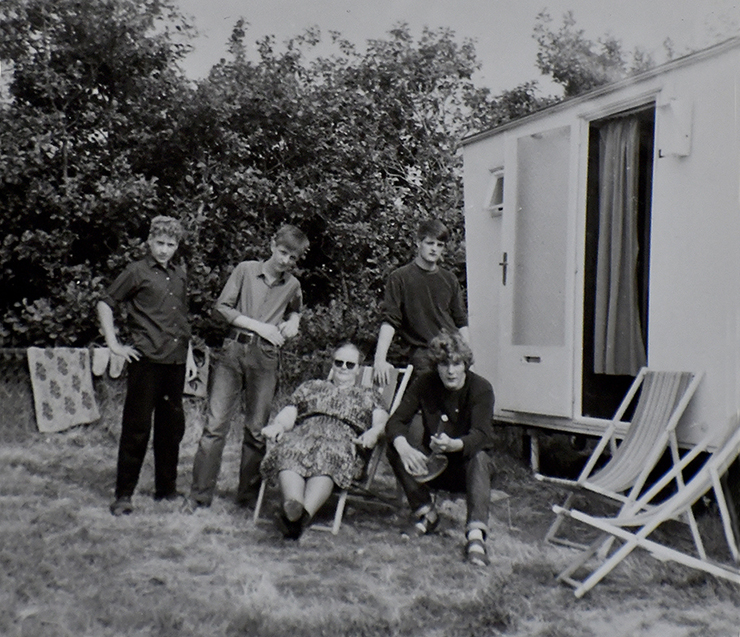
[{"left": 187, "top": 224, "right": 309, "bottom": 511}]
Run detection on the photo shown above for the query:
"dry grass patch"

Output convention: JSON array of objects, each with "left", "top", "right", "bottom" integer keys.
[{"left": 1, "top": 424, "right": 739, "bottom": 637}]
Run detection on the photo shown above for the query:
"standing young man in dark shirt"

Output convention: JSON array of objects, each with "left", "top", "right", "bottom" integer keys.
[
  {"left": 97, "top": 216, "right": 193, "bottom": 516},
  {"left": 373, "top": 219, "right": 469, "bottom": 385}
]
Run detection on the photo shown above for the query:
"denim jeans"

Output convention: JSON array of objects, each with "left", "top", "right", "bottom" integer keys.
[
  {"left": 387, "top": 444, "right": 494, "bottom": 535},
  {"left": 115, "top": 359, "right": 186, "bottom": 499},
  {"left": 190, "top": 337, "right": 279, "bottom": 505}
]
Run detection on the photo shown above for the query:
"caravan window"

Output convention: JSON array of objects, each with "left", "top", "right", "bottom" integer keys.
[{"left": 484, "top": 169, "right": 504, "bottom": 216}]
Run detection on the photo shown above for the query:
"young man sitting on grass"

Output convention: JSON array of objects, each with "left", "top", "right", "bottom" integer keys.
[{"left": 385, "top": 330, "right": 496, "bottom": 566}]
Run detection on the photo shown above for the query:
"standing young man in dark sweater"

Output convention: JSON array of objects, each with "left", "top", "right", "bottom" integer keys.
[{"left": 373, "top": 219, "right": 469, "bottom": 385}]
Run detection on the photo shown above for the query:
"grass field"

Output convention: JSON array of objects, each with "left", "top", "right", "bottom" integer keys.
[{"left": 2, "top": 414, "right": 740, "bottom": 637}]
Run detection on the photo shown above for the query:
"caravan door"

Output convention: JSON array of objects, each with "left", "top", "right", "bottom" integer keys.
[{"left": 497, "top": 125, "right": 575, "bottom": 417}]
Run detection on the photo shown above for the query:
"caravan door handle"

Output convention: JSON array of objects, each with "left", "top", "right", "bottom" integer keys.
[{"left": 499, "top": 252, "right": 508, "bottom": 285}]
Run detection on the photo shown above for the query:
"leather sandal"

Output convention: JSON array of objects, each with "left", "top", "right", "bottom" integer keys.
[
  {"left": 465, "top": 538, "right": 490, "bottom": 566},
  {"left": 412, "top": 507, "right": 439, "bottom": 536}
]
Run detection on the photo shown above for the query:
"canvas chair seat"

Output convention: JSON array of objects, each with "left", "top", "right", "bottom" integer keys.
[
  {"left": 587, "top": 372, "right": 696, "bottom": 492},
  {"left": 536, "top": 368, "right": 703, "bottom": 548},
  {"left": 253, "top": 364, "right": 413, "bottom": 534},
  {"left": 554, "top": 423, "right": 740, "bottom": 597}
]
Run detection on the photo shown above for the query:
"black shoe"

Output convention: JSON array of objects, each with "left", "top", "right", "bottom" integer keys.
[
  {"left": 283, "top": 498, "right": 304, "bottom": 522},
  {"left": 110, "top": 496, "right": 133, "bottom": 516},
  {"left": 154, "top": 491, "right": 183, "bottom": 502},
  {"left": 235, "top": 486, "right": 261, "bottom": 509},
  {"left": 277, "top": 507, "right": 311, "bottom": 540},
  {"left": 181, "top": 498, "right": 209, "bottom": 514},
  {"left": 276, "top": 510, "right": 297, "bottom": 538}
]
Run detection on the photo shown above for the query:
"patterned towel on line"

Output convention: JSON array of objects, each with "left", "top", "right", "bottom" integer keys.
[{"left": 27, "top": 347, "right": 100, "bottom": 433}]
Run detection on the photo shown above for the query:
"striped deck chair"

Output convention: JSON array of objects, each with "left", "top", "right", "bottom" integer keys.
[
  {"left": 554, "top": 423, "right": 740, "bottom": 597},
  {"left": 537, "top": 369, "right": 704, "bottom": 548},
  {"left": 253, "top": 364, "right": 413, "bottom": 534}
]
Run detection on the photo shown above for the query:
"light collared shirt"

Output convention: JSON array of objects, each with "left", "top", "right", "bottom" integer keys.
[{"left": 214, "top": 260, "right": 302, "bottom": 328}]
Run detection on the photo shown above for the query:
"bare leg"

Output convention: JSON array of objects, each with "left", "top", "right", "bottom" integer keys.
[
  {"left": 275, "top": 472, "right": 334, "bottom": 539},
  {"left": 278, "top": 470, "right": 307, "bottom": 517},
  {"left": 303, "top": 475, "right": 335, "bottom": 517}
]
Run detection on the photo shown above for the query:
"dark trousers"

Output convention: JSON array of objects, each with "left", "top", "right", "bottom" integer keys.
[
  {"left": 115, "top": 359, "right": 186, "bottom": 499},
  {"left": 387, "top": 444, "right": 494, "bottom": 535}
]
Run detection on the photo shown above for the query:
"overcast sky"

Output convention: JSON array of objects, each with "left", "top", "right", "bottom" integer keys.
[{"left": 174, "top": 0, "right": 739, "bottom": 95}]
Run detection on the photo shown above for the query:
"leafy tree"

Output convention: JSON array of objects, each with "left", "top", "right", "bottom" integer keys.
[
  {"left": 474, "top": 80, "right": 558, "bottom": 130},
  {"left": 0, "top": 1, "right": 509, "bottom": 392},
  {"left": 533, "top": 10, "right": 655, "bottom": 97},
  {"left": 0, "top": 0, "right": 195, "bottom": 345},
  {"left": 1, "top": 1, "right": 670, "bottom": 394},
  {"left": 174, "top": 23, "right": 499, "bottom": 369}
]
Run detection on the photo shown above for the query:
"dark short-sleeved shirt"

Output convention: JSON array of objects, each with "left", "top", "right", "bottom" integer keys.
[
  {"left": 380, "top": 261, "right": 468, "bottom": 349},
  {"left": 101, "top": 255, "right": 190, "bottom": 364},
  {"left": 214, "top": 260, "right": 302, "bottom": 327},
  {"left": 386, "top": 370, "right": 494, "bottom": 459}
]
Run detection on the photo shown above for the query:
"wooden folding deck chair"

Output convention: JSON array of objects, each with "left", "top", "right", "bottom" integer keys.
[
  {"left": 253, "top": 364, "right": 413, "bottom": 534},
  {"left": 536, "top": 369, "right": 704, "bottom": 548},
  {"left": 553, "top": 423, "right": 740, "bottom": 597}
]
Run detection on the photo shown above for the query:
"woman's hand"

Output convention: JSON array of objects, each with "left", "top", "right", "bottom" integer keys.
[
  {"left": 261, "top": 422, "right": 285, "bottom": 443},
  {"left": 354, "top": 429, "right": 380, "bottom": 450},
  {"left": 263, "top": 406, "right": 297, "bottom": 443}
]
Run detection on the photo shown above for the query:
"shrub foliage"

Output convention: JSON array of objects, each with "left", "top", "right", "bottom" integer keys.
[{"left": 1, "top": 1, "right": 645, "bottom": 386}]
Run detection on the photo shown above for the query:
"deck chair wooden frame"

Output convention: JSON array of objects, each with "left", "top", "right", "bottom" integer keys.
[
  {"left": 553, "top": 423, "right": 740, "bottom": 597},
  {"left": 253, "top": 364, "right": 413, "bottom": 534},
  {"left": 536, "top": 369, "right": 704, "bottom": 549}
]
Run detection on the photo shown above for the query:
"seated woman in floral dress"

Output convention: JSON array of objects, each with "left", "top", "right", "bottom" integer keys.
[{"left": 260, "top": 342, "right": 389, "bottom": 539}]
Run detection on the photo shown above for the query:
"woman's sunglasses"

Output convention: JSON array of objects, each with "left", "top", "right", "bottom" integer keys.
[{"left": 333, "top": 359, "right": 357, "bottom": 370}]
